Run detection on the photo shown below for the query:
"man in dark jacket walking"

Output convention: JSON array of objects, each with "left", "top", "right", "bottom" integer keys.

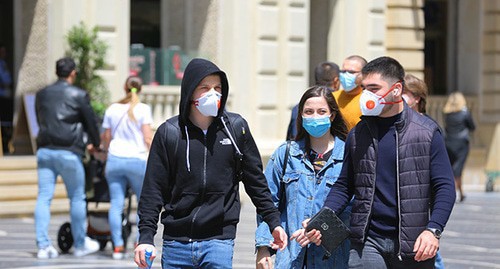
[
  {"left": 35, "top": 57, "right": 101, "bottom": 258},
  {"left": 306, "top": 56, "right": 456, "bottom": 269},
  {"left": 134, "top": 58, "right": 287, "bottom": 268}
]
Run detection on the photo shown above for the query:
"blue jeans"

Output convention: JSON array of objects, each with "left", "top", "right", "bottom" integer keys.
[
  {"left": 435, "top": 250, "right": 445, "bottom": 269},
  {"left": 35, "top": 148, "right": 87, "bottom": 249},
  {"left": 161, "top": 239, "right": 234, "bottom": 269},
  {"left": 349, "top": 235, "right": 435, "bottom": 269},
  {"left": 105, "top": 154, "right": 146, "bottom": 247}
]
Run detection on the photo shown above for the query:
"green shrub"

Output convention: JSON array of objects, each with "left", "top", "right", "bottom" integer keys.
[{"left": 65, "top": 22, "right": 110, "bottom": 117}]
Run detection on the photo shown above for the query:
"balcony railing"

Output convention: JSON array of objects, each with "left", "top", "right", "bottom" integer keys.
[
  {"left": 141, "top": 85, "right": 181, "bottom": 129},
  {"left": 141, "top": 85, "right": 231, "bottom": 129}
]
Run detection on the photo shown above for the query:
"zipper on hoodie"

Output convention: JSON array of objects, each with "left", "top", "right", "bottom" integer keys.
[
  {"left": 190, "top": 133, "right": 208, "bottom": 240},
  {"left": 395, "top": 129, "right": 403, "bottom": 261}
]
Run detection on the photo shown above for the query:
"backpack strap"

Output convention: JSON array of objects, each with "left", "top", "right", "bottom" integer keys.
[
  {"left": 164, "top": 120, "right": 180, "bottom": 196},
  {"left": 223, "top": 112, "right": 245, "bottom": 181},
  {"left": 165, "top": 114, "right": 245, "bottom": 184},
  {"left": 278, "top": 140, "right": 291, "bottom": 213}
]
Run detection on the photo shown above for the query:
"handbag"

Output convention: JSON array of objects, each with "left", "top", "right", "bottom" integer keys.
[{"left": 305, "top": 207, "right": 351, "bottom": 259}]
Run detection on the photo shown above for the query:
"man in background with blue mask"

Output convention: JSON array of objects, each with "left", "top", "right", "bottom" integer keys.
[{"left": 333, "top": 55, "right": 367, "bottom": 131}]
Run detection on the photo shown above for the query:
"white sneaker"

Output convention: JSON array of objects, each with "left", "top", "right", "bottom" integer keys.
[
  {"left": 112, "top": 246, "right": 125, "bottom": 260},
  {"left": 74, "top": 237, "right": 100, "bottom": 257},
  {"left": 112, "top": 251, "right": 124, "bottom": 260},
  {"left": 37, "top": 245, "right": 59, "bottom": 259}
]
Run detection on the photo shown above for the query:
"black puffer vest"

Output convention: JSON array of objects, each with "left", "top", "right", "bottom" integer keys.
[{"left": 348, "top": 105, "right": 439, "bottom": 258}]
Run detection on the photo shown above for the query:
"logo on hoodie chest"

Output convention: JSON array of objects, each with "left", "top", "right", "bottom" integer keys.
[{"left": 219, "top": 138, "right": 232, "bottom": 145}]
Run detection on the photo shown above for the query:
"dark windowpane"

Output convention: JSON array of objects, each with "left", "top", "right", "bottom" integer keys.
[
  {"left": 424, "top": 0, "right": 448, "bottom": 95},
  {"left": 131, "top": 0, "right": 161, "bottom": 47}
]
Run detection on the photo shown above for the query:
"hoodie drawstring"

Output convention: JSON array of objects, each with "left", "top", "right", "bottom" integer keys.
[
  {"left": 184, "top": 126, "right": 191, "bottom": 172},
  {"left": 184, "top": 116, "right": 241, "bottom": 173},
  {"left": 221, "top": 116, "right": 242, "bottom": 156}
]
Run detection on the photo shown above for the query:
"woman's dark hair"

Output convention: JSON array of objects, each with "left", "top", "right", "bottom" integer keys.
[{"left": 295, "top": 85, "right": 348, "bottom": 142}]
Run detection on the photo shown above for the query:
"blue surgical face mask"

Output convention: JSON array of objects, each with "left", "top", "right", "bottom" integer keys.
[
  {"left": 302, "top": 116, "right": 331, "bottom": 138},
  {"left": 340, "top": 72, "right": 357, "bottom": 92}
]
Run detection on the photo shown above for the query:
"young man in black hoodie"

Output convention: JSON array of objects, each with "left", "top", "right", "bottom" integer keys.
[{"left": 134, "top": 58, "right": 287, "bottom": 268}]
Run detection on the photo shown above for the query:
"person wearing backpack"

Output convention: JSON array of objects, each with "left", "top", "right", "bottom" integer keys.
[
  {"left": 134, "top": 58, "right": 287, "bottom": 269},
  {"left": 256, "top": 86, "right": 350, "bottom": 269}
]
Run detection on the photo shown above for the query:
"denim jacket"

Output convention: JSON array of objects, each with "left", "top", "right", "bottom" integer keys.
[{"left": 255, "top": 137, "right": 350, "bottom": 269}]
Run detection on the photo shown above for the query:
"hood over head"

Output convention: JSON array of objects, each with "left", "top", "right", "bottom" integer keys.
[{"left": 179, "top": 58, "right": 229, "bottom": 125}]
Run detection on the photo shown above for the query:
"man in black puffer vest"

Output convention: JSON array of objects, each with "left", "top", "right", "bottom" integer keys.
[{"left": 307, "top": 56, "right": 456, "bottom": 269}]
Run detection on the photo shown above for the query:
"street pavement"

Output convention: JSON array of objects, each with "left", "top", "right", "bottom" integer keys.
[{"left": 1, "top": 190, "right": 500, "bottom": 268}]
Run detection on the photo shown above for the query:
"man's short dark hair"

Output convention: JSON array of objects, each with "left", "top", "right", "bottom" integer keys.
[
  {"left": 56, "top": 57, "right": 76, "bottom": 78},
  {"left": 361, "top": 56, "right": 405, "bottom": 84},
  {"left": 314, "top": 61, "right": 340, "bottom": 86}
]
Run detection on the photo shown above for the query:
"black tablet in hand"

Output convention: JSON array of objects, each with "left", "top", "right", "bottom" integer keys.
[{"left": 305, "top": 207, "right": 350, "bottom": 258}]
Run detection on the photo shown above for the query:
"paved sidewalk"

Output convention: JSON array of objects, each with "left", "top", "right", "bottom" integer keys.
[
  {"left": 0, "top": 195, "right": 258, "bottom": 268},
  {"left": 438, "top": 191, "right": 500, "bottom": 268},
  {"left": 1, "top": 191, "right": 500, "bottom": 268}
]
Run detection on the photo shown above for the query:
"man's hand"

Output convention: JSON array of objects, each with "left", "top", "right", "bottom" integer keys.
[
  {"left": 256, "top": 247, "right": 273, "bottom": 269},
  {"left": 270, "top": 226, "right": 288, "bottom": 251},
  {"left": 413, "top": 230, "right": 439, "bottom": 262},
  {"left": 86, "top": 144, "right": 97, "bottom": 154},
  {"left": 302, "top": 219, "right": 322, "bottom": 246},
  {"left": 134, "top": 243, "right": 156, "bottom": 268}
]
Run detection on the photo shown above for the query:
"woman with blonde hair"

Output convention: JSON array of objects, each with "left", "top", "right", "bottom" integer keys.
[
  {"left": 101, "top": 75, "right": 153, "bottom": 259},
  {"left": 443, "top": 92, "right": 475, "bottom": 202}
]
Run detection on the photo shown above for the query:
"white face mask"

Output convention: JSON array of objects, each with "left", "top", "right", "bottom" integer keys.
[
  {"left": 194, "top": 89, "right": 222, "bottom": 117},
  {"left": 359, "top": 90, "right": 387, "bottom": 116},
  {"left": 359, "top": 81, "right": 403, "bottom": 116}
]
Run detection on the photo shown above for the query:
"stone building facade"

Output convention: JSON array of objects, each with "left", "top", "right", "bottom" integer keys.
[{"left": 4, "top": 0, "right": 500, "bottom": 157}]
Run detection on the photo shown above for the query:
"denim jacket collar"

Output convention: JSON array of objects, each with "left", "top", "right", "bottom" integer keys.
[{"left": 292, "top": 136, "right": 345, "bottom": 172}]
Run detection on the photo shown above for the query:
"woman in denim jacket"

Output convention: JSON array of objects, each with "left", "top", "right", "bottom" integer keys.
[{"left": 256, "top": 86, "right": 351, "bottom": 269}]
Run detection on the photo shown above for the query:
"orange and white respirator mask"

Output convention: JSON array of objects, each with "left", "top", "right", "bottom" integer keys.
[{"left": 359, "top": 82, "right": 402, "bottom": 116}]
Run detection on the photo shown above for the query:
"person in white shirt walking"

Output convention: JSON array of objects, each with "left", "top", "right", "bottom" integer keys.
[{"left": 101, "top": 75, "right": 153, "bottom": 259}]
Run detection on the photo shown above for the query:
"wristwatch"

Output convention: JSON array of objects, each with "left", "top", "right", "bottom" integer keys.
[{"left": 426, "top": 228, "right": 442, "bottom": 239}]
